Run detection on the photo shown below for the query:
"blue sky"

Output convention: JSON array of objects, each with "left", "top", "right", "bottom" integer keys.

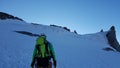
[{"left": 0, "top": 0, "right": 120, "bottom": 42}]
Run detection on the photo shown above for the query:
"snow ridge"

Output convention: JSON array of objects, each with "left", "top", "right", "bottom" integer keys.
[{"left": 0, "top": 19, "right": 120, "bottom": 68}]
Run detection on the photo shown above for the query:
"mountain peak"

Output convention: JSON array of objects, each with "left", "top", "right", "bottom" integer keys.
[
  {"left": 106, "top": 26, "right": 120, "bottom": 52},
  {"left": 0, "top": 12, "right": 24, "bottom": 21}
]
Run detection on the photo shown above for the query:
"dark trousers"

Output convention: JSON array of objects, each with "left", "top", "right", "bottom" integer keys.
[{"left": 36, "top": 57, "right": 50, "bottom": 68}]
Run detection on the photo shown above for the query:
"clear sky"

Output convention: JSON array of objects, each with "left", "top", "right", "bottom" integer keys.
[{"left": 0, "top": 0, "right": 120, "bottom": 42}]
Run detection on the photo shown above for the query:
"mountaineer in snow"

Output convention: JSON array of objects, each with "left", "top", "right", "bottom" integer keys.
[{"left": 31, "top": 34, "right": 57, "bottom": 68}]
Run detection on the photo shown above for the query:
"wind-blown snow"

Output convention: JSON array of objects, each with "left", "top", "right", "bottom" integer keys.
[{"left": 0, "top": 19, "right": 120, "bottom": 68}]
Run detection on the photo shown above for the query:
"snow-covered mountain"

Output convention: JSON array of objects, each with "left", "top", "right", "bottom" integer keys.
[{"left": 0, "top": 13, "right": 120, "bottom": 68}]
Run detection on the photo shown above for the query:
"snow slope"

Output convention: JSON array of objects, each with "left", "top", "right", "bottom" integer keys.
[{"left": 0, "top": 19, "right": 120, "bottom": 68}]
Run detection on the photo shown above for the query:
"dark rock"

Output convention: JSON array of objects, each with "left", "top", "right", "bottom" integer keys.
[
  {"left": 74, "top": 30, "right": 78, "bottom": 34},
  {"left": 100, "top": 29, "right": 103, "bottom": 32},
  {"left": 50, "top": 24, "right": 71, "bottom": 32},
  {"left": 106, "top": 26, "right": 120, "bottom": 52},
  {"left": 31, "top": 23, "right": 40, "bottom": 25},
  {"left": 63, "top": 27, "right": 70, "bottom": 32},
  {"left": 102, "top": 47, "right": 115, "bottom": 52},
  {"left": 14, "top": 31, "right": 40, "bottom": 37},
  {"left": 0, "top": 12, "right": 23, "bottom": 21}
]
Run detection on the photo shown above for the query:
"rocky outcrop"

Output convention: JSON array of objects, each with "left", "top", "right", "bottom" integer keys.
[
  {"left": 100, "top": 29, "right": 103, "bottom": 32},
  {"left": 14, "top": 31, "right": 40, "bottom": 37},
  {"left": 0, "top": 12, "right": 23, "bottom": 21},
  {"left": 50, "top": 24, "right": 71, "bottom": 32},
  {"left": 106, "top": 26, "right": 120, "bottom": 52}
]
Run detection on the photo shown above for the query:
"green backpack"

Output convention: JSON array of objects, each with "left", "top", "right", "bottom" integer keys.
[{"left": 35, "top": 36, "right": 51, "bottom": 58}]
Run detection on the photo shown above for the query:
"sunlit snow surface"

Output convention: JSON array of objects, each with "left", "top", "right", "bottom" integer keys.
[{"left": 0, "top": 19, "right": 120, "bottom": 68}]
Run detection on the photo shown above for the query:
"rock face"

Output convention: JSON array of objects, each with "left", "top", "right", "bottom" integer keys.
[
  {"left": 100, "top": 29, "right": 103, "bottom": 32},
  {"left": 106, "top": 26, "right": 120, "bottom": 52},
  {"left": 0, "top": 12, "right": 23, "bottom": 21}
]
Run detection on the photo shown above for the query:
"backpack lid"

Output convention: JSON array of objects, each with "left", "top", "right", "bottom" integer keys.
[{"left": 36, "top": 35, "right": 46, "bottom": 45}]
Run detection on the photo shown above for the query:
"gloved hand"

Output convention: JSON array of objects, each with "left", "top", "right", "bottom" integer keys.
[
  {"left": 31, "top": 57, "right": 35, "bottom": 68},
  {"left": 54, "top": 65, "right": 56, "bottom": 68},
  {"left": 31, "top": 63, "right": 34, "bottom": 68},
  {"left": 31, "top": 66, "right": 33, "bottom": 68},
  {"left": 54, "top": 61, "right": 56, "bottom": 68}
]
